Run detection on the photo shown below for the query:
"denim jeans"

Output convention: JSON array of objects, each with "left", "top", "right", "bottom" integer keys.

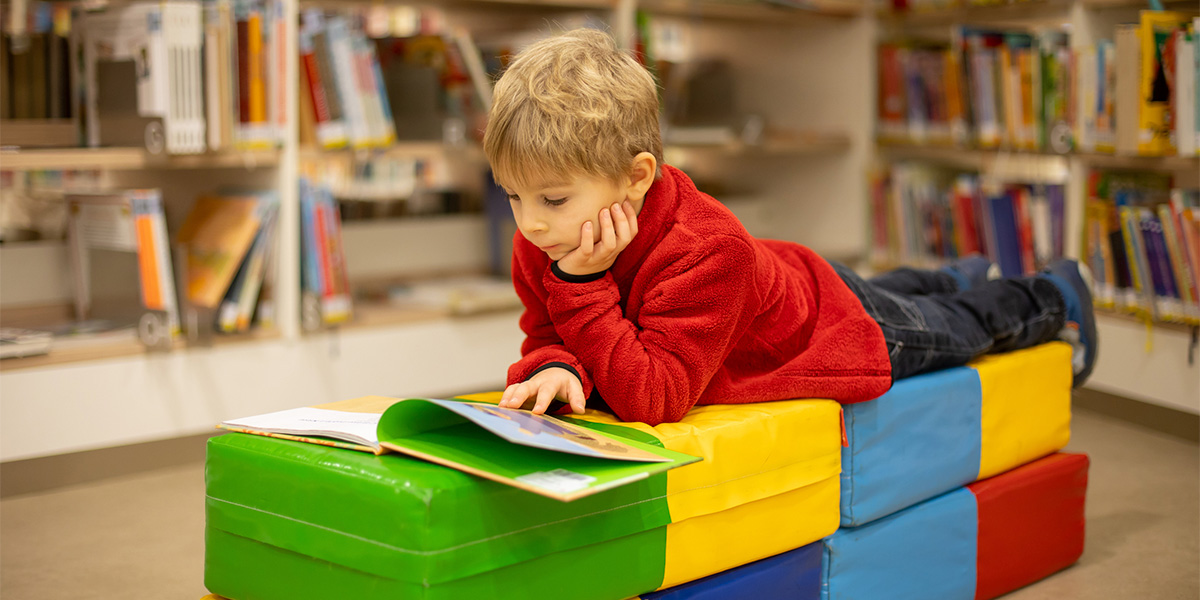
[{"left": 832, "top": 263, "right": 1067, "bottom": 381}]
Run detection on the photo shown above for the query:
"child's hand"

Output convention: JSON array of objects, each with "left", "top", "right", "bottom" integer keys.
[
  {"left": 556, "top": 201, "right": 639, "bottom": 277},
  {"left": 499, "top": 367, "right": 586, "bottom": 415}
]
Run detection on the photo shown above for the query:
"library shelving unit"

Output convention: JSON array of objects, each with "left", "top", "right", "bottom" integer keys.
[
  {"left": 0, "top": 0, "right": 870, "bottom": 463},
  {"left": 873, "top": 0, "right": 1200, "bottom": 414}
]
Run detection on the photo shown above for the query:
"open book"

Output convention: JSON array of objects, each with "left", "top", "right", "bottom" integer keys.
[{"left": 219, "top": 396, "right": 700, "bottom": 501}]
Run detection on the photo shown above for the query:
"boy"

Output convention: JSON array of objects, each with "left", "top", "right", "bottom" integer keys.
[{"left": 486, "top": 29, "right": 1095, "bottom": 426}]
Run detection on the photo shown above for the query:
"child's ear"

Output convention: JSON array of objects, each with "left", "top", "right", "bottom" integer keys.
[{"left": 625, "top": 152, "right": 657, "bottom": 202}]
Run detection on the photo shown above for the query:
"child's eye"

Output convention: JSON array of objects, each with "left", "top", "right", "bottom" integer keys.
[
  {"left": 507, "top": 194, "right": 520, "bottom": 202},
  {"left": 544, "top": 197, "right": 567, "bottom": 207}
]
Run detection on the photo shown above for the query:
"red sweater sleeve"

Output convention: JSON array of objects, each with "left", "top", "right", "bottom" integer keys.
[
  {"left": 542, "top": 235, "right": 757, "bottom": 426},
  {"left": 507, "top": 244, "right": 594, "bottom": 393}
]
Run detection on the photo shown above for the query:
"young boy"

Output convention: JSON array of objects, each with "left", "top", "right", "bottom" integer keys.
[{"left": 486, "top": 29, "right": 1095, "bottom": 426}]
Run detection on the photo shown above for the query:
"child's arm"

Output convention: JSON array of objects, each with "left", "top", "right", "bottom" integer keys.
[
  {"left": 543, "top": 234, "right": 758, "bottom": 426},
  {"left": 506, "top": 243, "right": 596, "bottom": 404}
]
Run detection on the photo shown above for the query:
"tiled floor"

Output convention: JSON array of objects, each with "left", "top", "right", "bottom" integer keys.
[{"left": 1, "top": 406, "right": 1197, "bottom": 600}]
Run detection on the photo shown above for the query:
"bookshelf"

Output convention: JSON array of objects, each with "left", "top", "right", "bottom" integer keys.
[
  {"left": 0, "top": 0, "right": 866, "bottom": 461},
  {"left": 0, "top": 148, "right": 282, "bottom": 170},
  {"left": 873, "top": 0, "right": 1200, "bottom": 413}
]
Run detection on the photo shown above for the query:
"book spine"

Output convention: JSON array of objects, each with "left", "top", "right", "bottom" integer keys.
[
  {"left": 326, "top": 17, "right": 368, "bottom": 148},
  {"left": 236, "top": 11, "right": 250, "bottom": 126},
  {"left": 1115, "top": 25, "right": 1141, "bottom": 155},
  {"left": 1138, "top": 12, "right": 1189, "bottom": 155},
  {"left": 1176, "top": 30, "right": 1197, "bottom": 157},
  {"left": 1159, "top": 203, "right": 1196, "bottom": 316},
  {"left": 131, "top": 189, "right": 180, "bottom": 333},
  {"left": 1012, "top": 186, "right": 1037, "bottom": 273}
]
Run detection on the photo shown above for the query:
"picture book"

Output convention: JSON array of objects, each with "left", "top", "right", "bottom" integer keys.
[
  {"left": 219, "top": 396, "right": 702, "bottom": 501},
  {"left": 175, "top": 193, "right": 263, "bottom": 308},
  {"left": 1138, "top": 11, "right": 1191, "bottom": 155}
]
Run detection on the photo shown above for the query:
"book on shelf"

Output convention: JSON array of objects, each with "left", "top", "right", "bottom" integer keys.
[
  {"left": 869, "top": 163, "right": 1066, "bottom": 277},
  {"left": 1083, "top": 170, "right": 1199, "bottom": 324},
  {"left": 0, "top": 327, "right": 54, "bottom": 360},
  {"left": 1138, "top": 12, "right": 1192, "bottom": 156},
  {"left": 299, "top": 178, "right": 353, "bottom": 326},
  {"left": 1, "top": 3, "right": 73, "bottom": 124},
  {"left": 219, "top": 396, "right": 701, "bottom": 502},
  {"left": 882, "top": 19, "right": 1200, "bottom": 157},
  {"left": 297, "top": 12, "right": 348, "bottom": 149},
  {"left": 215, "top": 192, "right": 279, "bottom": 333},
  {"left": 175, "top": 192, "right": 271, "bottom": 311},
  {"left": 1174, "top": 22, "right": 1198, "bottom": 157},
  {"left": 65, "top": 189, "right": 180, "bottom": 340},
  {"left": 80, "top": 1, "right": 206, "bottom": 154}
]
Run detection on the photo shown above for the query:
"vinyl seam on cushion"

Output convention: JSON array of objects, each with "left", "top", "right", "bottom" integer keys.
[
  {"left": 209, "top": 493, "right": 669, "bottom": 556},
  {"left": 667, "top": 455, "right": 839, "bottom": 498},
  {"left": 846, "top": 406, "right": 858, "bottom": 524}
]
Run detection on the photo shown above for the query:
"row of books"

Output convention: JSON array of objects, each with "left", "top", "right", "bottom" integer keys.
[
  {"left": 65, "top": 187, "right": 282, "bottom": 343},
  {"left": 1, "top": 4, "right": 72, "bottom": 120},
  {"left": 869, "top": 162, "right": 1067, "bottom": 278},
  {"left": 297, "top": 11, "right": 493, "bottom": 150},
  {"left": 1083, "top": 170, "right": 1200, "bottom": 324},
  {"left": 177, "top": 189, "right": 281, "bottom": 333},
  {"left": 299, "top": 178, "right": 353, "bottom": 328},
  {"left": 0, "top": 0, "right": 288, "bottom": 153},
  {"left": 878, "top": 13, "right": 1200, "bottom": 157}
]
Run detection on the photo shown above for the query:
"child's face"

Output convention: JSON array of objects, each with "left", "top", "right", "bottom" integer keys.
[{"left": 503, "top": 173, "right": 629, "bottom": 262}]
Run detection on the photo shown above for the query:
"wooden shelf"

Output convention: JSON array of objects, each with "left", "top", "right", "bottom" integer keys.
[
  {"left": 640, "top": 0, "right": 862, "bottom": 22},
  {"left": 878, "top": 142, "right": 1198, "bottom": 174},
  {"left": 879, "top": 0, "right": 1071, "bottom": 27},
  {"left": 1081, "top": 0, "right": 1198, "bottom": 9},
  {"left": 1076, "top": 153, "right": 1199, "bottom": 172},
  {"left": 299, "top": 141, "right": 486, "bottom": 162},
  {"left": 1095, "top": 308, "right": 1198, "bottom": 334},
  {"left": 0, "top": 328, "right": 282, "bottom": 373},
  {"left": 669, "top": 132, "right": 853, "bottom": 156},
  {"left": 0, "top": 147, "right": 280, "bottom": 171}
]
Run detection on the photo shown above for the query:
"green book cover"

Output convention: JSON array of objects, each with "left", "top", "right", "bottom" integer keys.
[{"left": 219, "top": 396, "right": 701, "bottom": 502}]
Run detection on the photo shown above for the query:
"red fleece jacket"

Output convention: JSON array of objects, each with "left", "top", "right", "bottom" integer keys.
[{"left": 507, "top": 165, "right": 892, "bottom": 426}]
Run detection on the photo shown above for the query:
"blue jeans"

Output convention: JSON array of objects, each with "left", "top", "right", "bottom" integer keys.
[{"left": 832, "top": 263, "right": 1066, "bottom": 381}]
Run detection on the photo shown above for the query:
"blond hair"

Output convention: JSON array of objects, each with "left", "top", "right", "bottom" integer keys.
[{"left": 483, "top": 28, "right": 662, "bottom": 189}]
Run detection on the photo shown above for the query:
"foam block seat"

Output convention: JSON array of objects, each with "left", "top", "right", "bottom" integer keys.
[
  {"left": 637, "top": 541, "right": 822, "bottom": 600},
  {"left": 841, "top": 343, "right": 1073, "bottom": 526},
  {"left": 204, "top": 395, "right": 843, "bottom": 600},
  {"left": 822, "top": 452, "right": 1089, "bottom": 600}
]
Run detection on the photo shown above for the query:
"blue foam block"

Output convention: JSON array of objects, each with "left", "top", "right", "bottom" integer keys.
[
  {"left": 840, "top": 366, "right": 982, "bottom": 526},
  {"left": 643, "top": 542, "right": 821, "bottom": 600},
  {"left": 822, "top": 487, "right": 978, "bottom": 600}
]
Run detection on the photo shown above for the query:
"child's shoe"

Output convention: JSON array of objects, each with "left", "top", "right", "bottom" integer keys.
[
  {"left": 942, "top": 254, "right": 1001, "bottom": 291},
  {"left": 1040, "top": 259, "right": 1098, "bottom": 387}
]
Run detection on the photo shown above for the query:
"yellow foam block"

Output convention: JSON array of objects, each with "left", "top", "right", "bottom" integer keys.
[
  {"left": 974, "top": 342, "right": 1073, "bottom": 480},
  {"left": 576, "top": 400, "right": 843, "bottom": 586}
]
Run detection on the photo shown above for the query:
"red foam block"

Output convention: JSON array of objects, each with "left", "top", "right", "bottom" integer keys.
[{"left": 968, "top": 452, "right": 1089, "bottom": 600}]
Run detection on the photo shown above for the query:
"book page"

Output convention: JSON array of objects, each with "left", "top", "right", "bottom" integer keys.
[
  {"left": 220, "top": 406, "right": 382, "bottom": 449},
  {"left": 390, "top": 399, "right": 672, "bottom": 463}
]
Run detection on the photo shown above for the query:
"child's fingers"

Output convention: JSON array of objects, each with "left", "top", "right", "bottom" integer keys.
[
  {"left": 500, "top": 382, "right": 524, "bottom": 408},
  {"left": 623, "top": 201, "right": 638, "bottom": 238},
  {"left": 578, "top": 221, "right": 594, "bottom": 257},
  {"left": 599, "top": 207, "right": 616, "bottom": 251},
  {"left": 531, "top": 384, "right": 557, "bottom": 415},
  {"left": 568, "top": 379, "right": 586, "bottom": 414},
  {"left": 611, "top": 203, "right": 631, "bottom": 244}
]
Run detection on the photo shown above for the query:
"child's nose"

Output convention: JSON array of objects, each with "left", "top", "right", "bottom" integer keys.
[{"left": 515, "top": 206, "right": 547, "bottom": 233}]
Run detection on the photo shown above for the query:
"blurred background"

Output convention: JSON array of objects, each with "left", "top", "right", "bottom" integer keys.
[{"left": 0, "top": 0, "right": 1196, "bottom": 595}]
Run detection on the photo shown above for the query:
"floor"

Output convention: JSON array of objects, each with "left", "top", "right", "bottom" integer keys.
[{"left": 1, "top": 406, "right": 1196, "bottom": 600}]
